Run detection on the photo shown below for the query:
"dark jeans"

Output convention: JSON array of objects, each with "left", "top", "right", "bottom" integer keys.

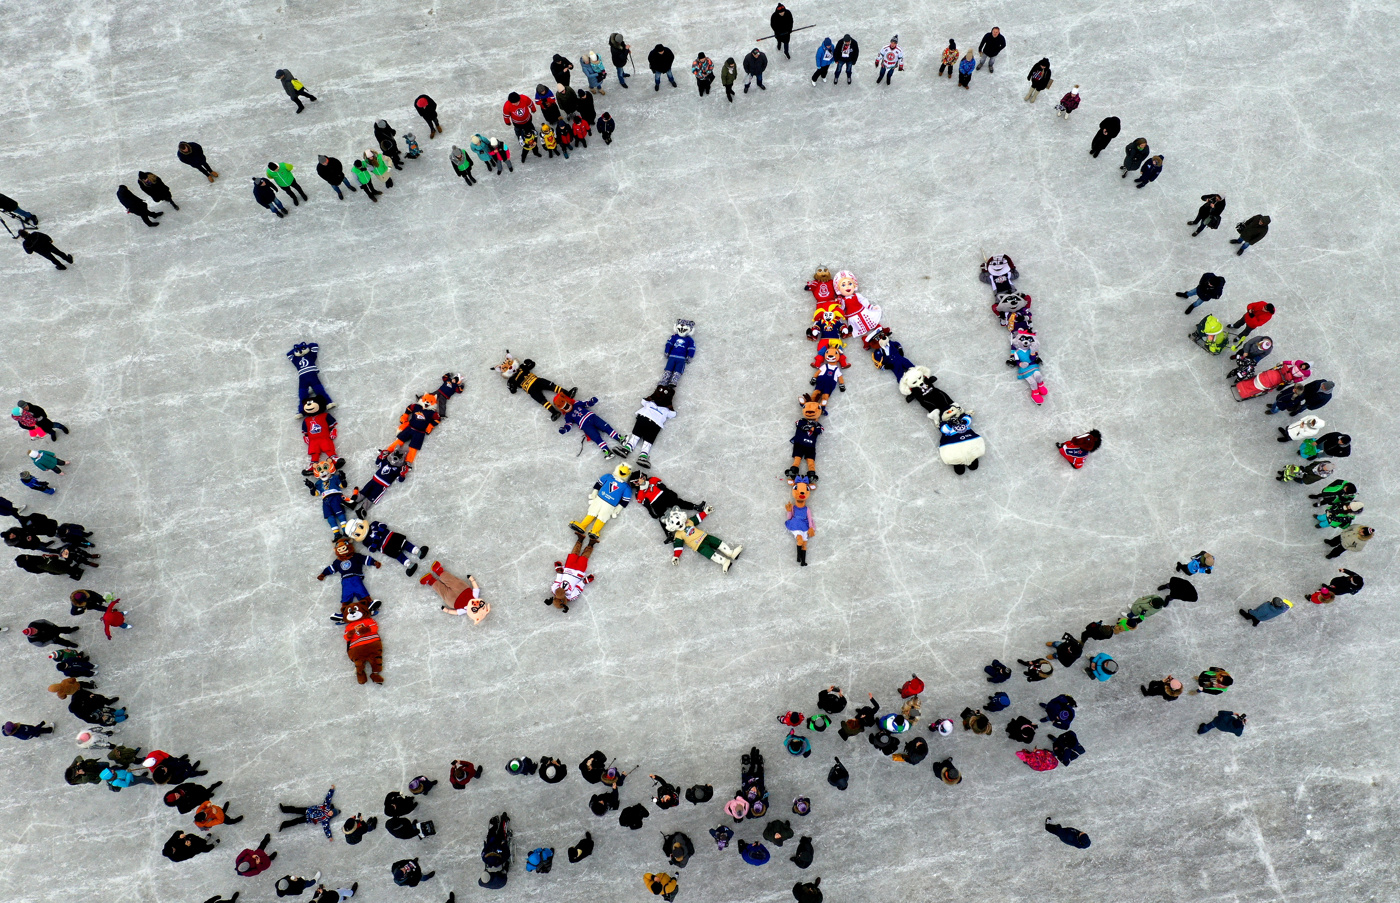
[
  {"left": 290, "top": 89, "right": 317, "bottom": 112},
  {"left": 834, "top": 61, "right": 853, "bottom": 81},
  {"left": 878, "top": 66, "right": 896, "bottom": 84},
  {"left": 191, "top": 161, "right": 213, "bottom": 177},
  {"left": 724, "top": 83, "right": 735, "bottom": 101},
  {"left": 775, "top": 37, "right": 790, "bottom": 57},
  {"left": 330, "top": 177, "right": 355, "bottom": 198},
  {"left": 513, "top": 123, "right": 534, "bottom": 141},
  {"left": 697, "top": 76, "right": 713, "bottom": 95}
]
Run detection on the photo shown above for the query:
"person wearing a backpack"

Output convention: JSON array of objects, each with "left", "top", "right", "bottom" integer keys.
[{"left": 275, "top": 69, "right": 317, "bottom": 113}]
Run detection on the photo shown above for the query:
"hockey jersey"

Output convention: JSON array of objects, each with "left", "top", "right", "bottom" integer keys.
[{"left": 593, "top": 474, "right": 633, "bottom": 507}]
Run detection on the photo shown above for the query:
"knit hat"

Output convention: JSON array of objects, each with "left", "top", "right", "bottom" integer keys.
[
  {"left": 22, "top": 627, "right": 36, "bottom": 636},
  {"left": 11, "top": 407, "right": 21, "bottom": 417},
  {"left": 1071, "top": 86, "right": 1079, "bottom": 94},
  {"left": 415, "top": 96, "right": 428, "bottom": 108},
  {"left": 891, "top": 35, "right": 898, "bottom": 42},
  {"left": 2, "top": 722, "right": 15, "bottom": 735}
]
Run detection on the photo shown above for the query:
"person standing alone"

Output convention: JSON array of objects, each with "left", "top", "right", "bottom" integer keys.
[
  {"left": 1025, "top": 57, "right": 1051, "bottom": 101},
  {"left": 16, "top": 229, "right": 73, "bottom": 271},
  {"left": 275, "top": 69, "right": 317, "bottom": 113},
  {"left": 875, "top": 37, "right": 903, "bottom": 85},
  {"left": 743, "top": 47, "right": 768, "bottom": 92},
  {"left": 977, "top": 27, "right": 1005, "bottom": 72},
  {"left": 770, "top": 5, "right": 794, "bottom": 58}
]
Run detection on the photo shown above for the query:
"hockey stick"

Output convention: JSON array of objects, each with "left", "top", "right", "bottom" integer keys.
[{"left": 756, "top": 23, "right": 818, "bottom": 41}]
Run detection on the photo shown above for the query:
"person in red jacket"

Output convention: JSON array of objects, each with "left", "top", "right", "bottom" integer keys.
[
  {"left": 1229, "top": 301, "right": 1275, "bottom": 337},
  {"left": 1056, "top": 430, "right": 1102, "bottom": 469},
  {"left": 235, "top": 833, "right": 278, "bottom": 877},
  {"left": 502, "top": 93, "right": 537, "bottom": 142}
]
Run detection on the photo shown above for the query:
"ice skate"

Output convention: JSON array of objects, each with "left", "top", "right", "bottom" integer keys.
[
  {"left": 417, "top": 546, "right": 428, "bottom": 559},
  {"left": 616, "top": 443, "right": 632, "bottom": 458},
  {"left": 405, "top": 561, "right": 418, "bottom": 577},
  {"left": 714, "top": 554, "right": 732, "bottom": 572},
  {"left": 718, "top": 541, "right": 742, "bottom": 560},
  {"left": 636, "top": 452, "right": 650, "bottom": 469}
]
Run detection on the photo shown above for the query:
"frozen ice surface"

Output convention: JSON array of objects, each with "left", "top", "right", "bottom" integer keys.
[{"left": 0, "top": 1, "right": 1397, "bottom": 901}]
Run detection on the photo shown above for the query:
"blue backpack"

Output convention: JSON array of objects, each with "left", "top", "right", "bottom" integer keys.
[{"left": 526, "top": 847, "right": 554, "bottom": 873}]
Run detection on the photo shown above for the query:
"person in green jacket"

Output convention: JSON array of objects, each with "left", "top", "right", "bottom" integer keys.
[
  {"left": 720, "top": 58, "right": 738, "bottom": 103},
  {"left": 1128, "top": 594, "right": 1166, "bottom": 621},
  {"left": 266, "top": 162, "right": 307, "bottom": 206},
  {"left": 450, "top": 146, "right": 476, "bottom": 186},
  {"left": 351, "top": 160, "right": 380, "bottom": 202},
  {"left": 28, "top": 449, "right": 67, "bottom": 474},
  {"left": 363, "top": 150, "right": 394, "bottom": 190}
]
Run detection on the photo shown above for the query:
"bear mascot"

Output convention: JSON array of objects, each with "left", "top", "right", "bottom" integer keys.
[{"left": 340, "top": 599, "right": 384, "bottom": 685}]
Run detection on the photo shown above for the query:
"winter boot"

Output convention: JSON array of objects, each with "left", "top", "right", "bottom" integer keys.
[
  {"left": 417, "top": 545, "right": 429, "bottom": 559},
  {"left": 717, "top": 541, "right": 742, "bottom": 560},
  {"left": 784, "top": 465, "right": 799, "bottom": 479},
  {"left": 712, "top": 553, "right": 732, "bottom": 572},
  {"left": 616, "top": 443, "right": 632, "bottom": 458},
  {"left": 405, "top": 561, "right": 418, "bottom": 577},
  {"left": 807, "top": 471, "right": 819, "bottom": 488},
  {"left": 797, "top": 547, "right": 807, "bottom": 566}
]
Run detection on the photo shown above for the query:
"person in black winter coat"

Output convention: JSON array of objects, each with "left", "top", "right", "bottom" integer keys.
[
  {"left": 117, "top": 185, "right": 161, "bottom": 226},
  {"left": 1089, "top": 116, "right": 1120, "bottom": 157},
  {"left": 1231, "top": 214, "right": 1271, "bottom": 255},
  {"left": 374, "top": 121, "right": 403, "bottom": 168},
  {"left": 1039, "top": 694, "right": 1076, "bottom": 728},
  {"left": 23, "top": 619, "right": 79, "bottom": 647},
  {"left": 576, "top": 89, "right": 597, "bottom": 125},
  {"left": 275, "top": 69, "right": 317, "bottom": 112},
  {"left": 414, "top": 94, "right": 441, "bottom": 138},
  {"left": 1268, "top": 379, "right": 1333, "bottom": 417},
  {"left": 177, "top": 141, "right": 218, "bottom": 182},
  {"left": 316, "top": 156, "right": 357, "bottom": 199},
  {"left": 164, "top": 830, "right": 218, "bottom": 862},
  {"left": 1045, "top": 818, "right": 1090, "bottom": 848},
  {"left": 165, "top": 781, "right": 223, "bottom": 814},
  {"left": 609, "top": 33, "right": 632, "bottom": 87},
  {"left": 568, "top": 831, "right": 594, "bottom": 862},
  {"left": 17, "top": 554, "right": 79, "bottom": 578},
  {"left": 793, "top": 878, "right": 823, "bottom": 903},
  {"left": 384, "top": 790, "right": 417, "bottom": 817},
  {"left": 551, "top": 54, "right": 574, "bottom": 86},
  {"left": 826, "top": 756, "right": 848, "bottom": 790},
  {"left": 1189, "top": 193, "right": 1226, "bottom": 236},
  {"left": 648, "top": 44, "right": 677, "bottom": 90},
  {"left": 1119, "top": 137, "right": 1150, "bottom": 177},
  {"left": 1005, "top": 716, "right": 1036, "bottom": 743},
  {"left": 1049, "top": 730, "right": 1084, "bottom": 765},
  {"left": 342, "top": 813, "right": 377, "bottom": 844},
  {"left": 977, "top": 27, "right": 1005, "bottom": 71},
  {"left": 5, "top": 526, "right": 53, "bottom": 549},
  {"left": 1177, "top": 271, "right": 1226, "bottom": 314},
  {"left": 832, "top": 35, "right": 859, "bottom": 83},
  {"left": 817, "top": 686, "right": 846, "bottom": 713},
  {"left": 1080, "top": 620, "right": 1114, "bottom": 643},
  {"left": 1024, "top": 58, "right": 1051, "bottom": 101},
  {"left": 252, "top": 178, "right": 287, "bottom": 218},
  {"left": 770, "top": 4, "right": 795, "bottom": 58},
  {"left": 619, "top": 803, "right": 649, "bottom": 829},
  {"left": 16, "top": 229, "right": 73, "bottom": 270},
  {"left": 557, "top": 85, "right": 580, "bottom": 117},
  {"left": 790, "top": 835, "right": 814, "bottom": 868},
  {"left": 743, "top": 48, "right": 768, "bottom": 92},
  {"left": 597, "top": 112, "right": 615, "bottom": 144},
  {"left": 137, "top": 172, "right": 178, "bottom": 210}
]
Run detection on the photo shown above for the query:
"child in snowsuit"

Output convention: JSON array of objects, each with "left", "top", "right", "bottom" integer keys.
[
  {"left": 556, "top": 123, "right": 574, "bottom": 158},
  {"left": 938, "top": 40, "right": 959, "bottom": 78},
  {"left": 548, "top": 534, "right": 598, "bottom": 612},
  {"left": 559, "top": 398, "right": 625, "bottom": 458},
  {"left": 450, "top": 146, "right": 477, "bottom": 184},
  {"left": 20, "top": 472, "right": 54, "bottom": 494},
  {"left": 29, "top": 450, "right": 67, "bottom": 474},
  {"left": 487, "top": 138, "right": 513, "bottom": 172},
  {"left": 571, "top": 114, "right": 591, "bottom": 148},
  {"left": 361, "top": 521, "right": 428, "bottom": 576},
  {"left": 621, "top": 385, "right": 676, "bottom": 468},
  {"left": 1054, "top": 87, "right": 1080, "bottom": 118},
  {"left": 664, "top": 507, "right": 741, "bottom": 571},
  {"left": 597, "top": 113, "right": 615, "bottom": 144},
  {"left": 571, "top": 465, "right": 633, "bottom": 538}
]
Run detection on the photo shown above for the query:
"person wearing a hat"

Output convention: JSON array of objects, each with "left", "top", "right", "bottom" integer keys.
[
  {"left": 275, "top": 69, "right": 317, "bottom": 113},
  {"left": 770, "top": 4, "right": 794, "bottom": 58},
  {"left": 1239, "top": 596, "right": 1293, "bottom": 626},
  {"left": 23, "top": 619, "right": 79, "bottom": 647},
  {"left": 28, "top": 448, "right": 66, "bottom": 474},
  {"left": 933, "top": 758, "right": 961, "bottom": 785},
  {"left": 580, "top": 51, "right": 608, "bottom": 93},
  {"left": 1326, "top": 524, "right": 1374, "bottom": 558},
  {"left": 3, "top": 720, "right": 53, "bottom": 740},
  {"left": 374, "top": 120, "right": 403, "bottom": 168},
  {"left": 413, "top": 94, "right": 441, "bottom": 138},
  {"left": 875, "top": 36, "right": 904, "bottom": 85}
]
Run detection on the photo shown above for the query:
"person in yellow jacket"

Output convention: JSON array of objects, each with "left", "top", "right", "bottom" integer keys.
[
  {"left": 266, "top": 162, "right": 307, "bottom": 206},
  {"left": 363, "top": 149, "right": 394, "bottom": 190},
  {"left": 643, "top": 873, "right": 677, "bottom": 901},
  {"left": 540, "top": 123, "right": 560, "bottom": 158}
]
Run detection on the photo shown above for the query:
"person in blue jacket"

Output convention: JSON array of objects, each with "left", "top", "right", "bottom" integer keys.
[
  {"left": 1197, "top": 711, "right": 1246, "bottom": 736},
  {"left": 1085, "top": 653, "right": 1116, "bottom": 681},
  {"left": 812, "top": 37, "right": 835, "bottom": 83},
  {"left": 1135, "top": 154, "right": 1164, "bottom": 189}
]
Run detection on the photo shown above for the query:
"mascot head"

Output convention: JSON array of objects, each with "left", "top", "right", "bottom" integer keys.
[
  {"left": 302, "top": 394, "right": 328, "bottom": 416},
  {"left": 813, "top": 265, "right": 832, "bottom": 283},
  {"left": 662, "top": 508, "right": 689, "bottom": 533},
  {"left": 492, "top": 353, "right": 520, "bottom": 379},
  {"left": 800, "top": 394, "right": 823, "bottom": 421},
  {"left": 344, "top": 519, "right": 369, "bottom": 542},
  {"left": 334, "top": 538, "right": 355, "bottom": 561},
  {"left": 790, "top": 475, "right": 811, "bottom": 502},
  {"left": 833, "top": 270, "right": 858, "bottom": 298},
  {"left": 674, "top": 319, "right": 695, "bottom": 337}
]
